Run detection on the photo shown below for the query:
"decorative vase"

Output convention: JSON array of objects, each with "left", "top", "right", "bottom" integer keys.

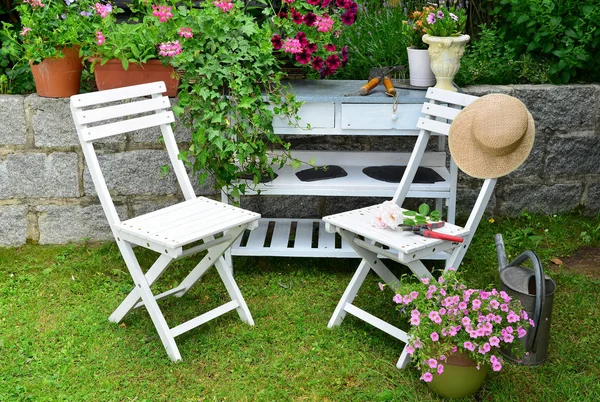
[
  {"left": 407, "top": 47, "right": 435, "bottom": 88},
  {"left": 426, "top": 352, "right": 489, "bottom": 399},
  {"left": 30, "top": 46, "right": 83, "bottom": 98},
  {"left": 422, "top": 34, "right": 470, "bottom": 92},
  {"left": 94, "top": 59, "right": 180, "bottom": 97}
]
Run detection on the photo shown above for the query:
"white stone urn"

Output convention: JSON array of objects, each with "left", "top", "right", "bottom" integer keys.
[{"left": 422, "top": 34, "right": 470, "bottom": 92}]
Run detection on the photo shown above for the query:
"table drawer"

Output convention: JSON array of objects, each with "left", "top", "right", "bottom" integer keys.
[
  {"left": 272, "top": 102, "right": 335, "bottom": 129},
  {"left": 341, "top": 103, "right": 422, "bottom": 130}
]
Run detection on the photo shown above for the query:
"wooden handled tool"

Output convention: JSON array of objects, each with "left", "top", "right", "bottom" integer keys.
[
  {"left": 359, "top": 77, "right": 381, "bottom": 96},
  {"left": 383, "top": 77, "right": 397, "bottom": 97}
]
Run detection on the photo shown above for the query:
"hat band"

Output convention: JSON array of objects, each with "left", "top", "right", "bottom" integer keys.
[{"left": 473, "top": 127, "right": 527, "bottom": 157}]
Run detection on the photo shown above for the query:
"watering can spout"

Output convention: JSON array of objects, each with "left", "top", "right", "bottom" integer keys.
[{"left": 494, "top": 233, "right": 509, "bottom": 271}]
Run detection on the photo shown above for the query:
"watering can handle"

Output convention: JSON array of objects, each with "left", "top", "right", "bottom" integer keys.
[{"left": 509, "top": 250, "right": 545, "bottom": 353}]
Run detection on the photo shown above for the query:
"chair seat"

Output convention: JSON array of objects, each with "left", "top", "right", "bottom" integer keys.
[
  {"left": 115, "top": 197, "right": 260, "bottom": 251},
  {"left": 323, "top": 204, "right": 469, "bottom": 257}
]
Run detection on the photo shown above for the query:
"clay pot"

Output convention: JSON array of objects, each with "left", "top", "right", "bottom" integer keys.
[
  {"left": 426, "top": 352, "right": 489, "bottom": 399},
  {"left": 94, "top": 59, "right": 180, "bottom": 96},
  {"left": 30, "top": 47, "right": 83, "bottom": 98}
]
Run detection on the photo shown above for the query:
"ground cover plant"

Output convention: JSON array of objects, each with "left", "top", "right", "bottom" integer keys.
[{"left": 1, "top": 212, "right": 599, "bottom": 400}]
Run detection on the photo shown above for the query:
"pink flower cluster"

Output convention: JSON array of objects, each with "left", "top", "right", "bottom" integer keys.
[
  {"left": 390, "top": 269, "right": 533, "bottom": 382},
  {"left": 24, "top": 0, "right": 44, "bottom": 8},
  {"left": 178, "top": 27, "right": 193, "bottom": 39},
  {"left": 95, "top": 30, "right": 105, "bottom": 46},
  {"left": 158, "top": 41, "right": 182, "bottom": 57},
  {"left": 315, "top": 15, "right": 334, "bottom": 33},
  {"left": 152, "top": 5, "right": 173, "bottom": 22},
  {"left": 94, "top": 2, "right": 112, "bottom": 18},
  {"left": 213, "top": 0, "right": 234, "bottom": 13}
]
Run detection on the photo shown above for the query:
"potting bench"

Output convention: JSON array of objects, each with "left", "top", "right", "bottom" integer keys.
[{"left": 226, "top": 80, "right": 458, "bottom": 258}]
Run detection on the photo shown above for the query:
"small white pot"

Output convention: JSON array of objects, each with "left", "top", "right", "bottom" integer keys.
[
  {"left": 422, "top": 34, "right": 470, "bottom": 92},
  {"left": 407, "top": 47, "right": 435, "bottom": 88}
]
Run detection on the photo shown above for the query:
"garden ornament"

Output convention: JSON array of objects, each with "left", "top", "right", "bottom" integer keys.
[
  {"left": 494, "top": 234, "right": 556, "bottom": 365},
  {"left": 448, "top": 94, "right": 535, "bottom": 179}
]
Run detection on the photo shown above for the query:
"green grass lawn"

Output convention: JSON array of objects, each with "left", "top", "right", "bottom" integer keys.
[{"left": 1, "top": 213, "right": 599, "bottom": 401}]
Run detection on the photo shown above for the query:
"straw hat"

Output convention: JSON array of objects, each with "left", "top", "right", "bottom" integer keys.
[{"left": 449, "top": 94, "right": 535, "bottom": 179}]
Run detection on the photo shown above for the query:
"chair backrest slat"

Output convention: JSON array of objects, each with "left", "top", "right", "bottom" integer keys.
[
  {"left": 421, "top": 102, "right": 462, "bottom": 121},
  {"left": 80, "top": 111, "right": 175, "bottom": 141},
  {"left": 416, "top": 117, "right": 451, "bottom": 136},
  {"left": 425, "top": 87, "right": 478, "bottom": 107},
  {"left": 71, "top": 82, "right": 168, "bottom": 107},
  {"left": 70, "top": 82, "right": 196, "bottom": 227},
  {"left": 75, "top": 96, "right": 171, "bottom": 125}
]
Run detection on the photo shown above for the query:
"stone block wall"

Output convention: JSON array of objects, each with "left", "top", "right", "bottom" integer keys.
[{"left": 1, "top": 84, "right": 599, "bottom": 246}]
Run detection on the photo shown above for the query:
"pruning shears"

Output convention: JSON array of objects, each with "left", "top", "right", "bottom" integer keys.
[{"left": 400, "top": 221, "right": 464, "bottom": 243}]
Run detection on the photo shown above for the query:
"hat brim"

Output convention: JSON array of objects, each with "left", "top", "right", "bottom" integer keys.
[{"left": 449, "top": 107, "right": 535, "bottom": 179}]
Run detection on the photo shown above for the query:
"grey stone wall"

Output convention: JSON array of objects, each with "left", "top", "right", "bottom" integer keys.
[{"left": 1, "top": 84, "right": 599, "bottom": 246}]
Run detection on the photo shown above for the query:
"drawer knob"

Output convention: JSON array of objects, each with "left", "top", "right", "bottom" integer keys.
[{"left": 391, "top": 113, "right": 398, "bottom": 121}]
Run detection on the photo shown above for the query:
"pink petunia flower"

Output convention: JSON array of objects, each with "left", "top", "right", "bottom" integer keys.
[
  {"left": 430, "top": 332, "right": 439, "bottom": 342},
  {"left": 517, "top": 326, "right": 528, "bottom": 338},
  {"left": 427, "top": 358, "right": 438, "bottom": 368},
  {"left": 420, "top": 372, "right": 433, "bottom": 382},
  {"left": 463, "top": 341, "right": 475, "bottom": 351},
  {"left": 410, "top": 315, "right": 421, "bottom": 326},
  {"left": 437, "top": 364, "right": 444, "bottom": 375},
  {"left": 406, "top": 344, "right": 415, "bottom": 355}
]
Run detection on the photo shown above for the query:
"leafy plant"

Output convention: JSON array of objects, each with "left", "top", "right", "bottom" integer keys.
[
  {"left": 382, "top": 268, "right": 533, "bottom": 382},
  {"left": 168, "top": 1, "right": 303, "bottom": 198},
  {"left": 402, "top": 203, "right": 441, "bottom": 226},
  {"left": 90, "top": 0, "right": 185, "bottom": 69},
  {"left": 420, "top": 3, "right": 467, "bottom": 37},
  {"left": 491, "top": 0, "right": 600, "bottom": 83},
  {"left": 334, "top": 2, "right": 411, "bottom": 79},
  {"left": 264, "top": 0, "right": 357, "bottom": 78},
  {"left": 2, "top": 0, "right": 108, "bottom": 64}
]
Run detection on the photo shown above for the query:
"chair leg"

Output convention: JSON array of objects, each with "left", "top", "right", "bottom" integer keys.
[
  {"left": 109, "top": 254, "right": 173, "bottom": 324},
  {"left": 175, "top": 225, "right": 246, "bottom": 296},
  {"left": 116, "top": 240, "right": 181, "bottom": 362},
  {"left": 214, "top": 256, "right": 254, "bottom": 325},
  {"left": 328, "top": 259, "right": 371, "bottom": 328}
]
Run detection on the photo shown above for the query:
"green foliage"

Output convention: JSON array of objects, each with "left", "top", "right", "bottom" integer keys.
[
  {"left": 0, "top": 26, "right": 35, "bottom": 93},
  {"left": 421, "top": 4, "right": 467, "bottom": 37},
  {"left": 455, "top": 23, "right": 552, "bottom": 85},
  {"left": 580, "top": 214, "right": 600, "bottom": 245},
  {"left": 333, "top": 4, "right": 411, "bottom": 80},
  {"left": 170, "top": 1, "right": 302, "bottom": 197},
  {"left": 492, "top": 0, "right": 600, "bottom": 83},
  {"left": 402, "top": 203, "right": 441, "bottom": 226},
  {"left": 2, "top": 0, "right": 105, "bottom": 63}
]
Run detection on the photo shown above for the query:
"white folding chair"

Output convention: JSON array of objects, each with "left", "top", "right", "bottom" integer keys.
[
  {"left": 324, "top": 88, "right": 497, "bottom": 368},
  {"left": 70, "top": 81, "right": 260, "bottom": 362}
]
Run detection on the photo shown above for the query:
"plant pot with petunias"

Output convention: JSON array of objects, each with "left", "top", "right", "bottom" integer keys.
[
  {"left": 4, "top": 0, "right": 106, "bottom": 97},
  {"left": 379, "top": 266, "right": 535, "bottom": 399}
]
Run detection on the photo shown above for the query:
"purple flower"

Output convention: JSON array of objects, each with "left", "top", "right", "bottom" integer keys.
[
  {"left": 291, "top": 9, "right": 304, "bottom": 24},
  {"left": 325, "top": 54, "right": 340, "bottom": 70},
  {"left": 437, "top": 11, "right": 444, "bottom": 19},
  {"left": 341, "top": 11, "right": 356, "bottom": 26},
  {"left": 295, "top": 50, "right": 311, "bottom": 65},
  {"left": 450, "top": 13, "right": 459, "bottom": 21},
  {"left": 420, "top": 372, "right": 433, "bottom": 382},
  {"left": 271, "top": 34, "right": 282, "bottom": 50},
  {"left": 303, "top": 12, "right": 317, "bottom": 27},
  {"left": 311, "top": 56, "right": 323, "bottom": 72},
  {"left": 427, "top": 13, "right": 436, "bottom": 24}
]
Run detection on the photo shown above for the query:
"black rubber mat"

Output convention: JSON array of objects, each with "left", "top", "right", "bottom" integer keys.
[
  {"left": 295, "top": 165, "right": 348, "bottom": 182},
  {"left": 362, "top": 165, "right": 444, "bottom": 183}
]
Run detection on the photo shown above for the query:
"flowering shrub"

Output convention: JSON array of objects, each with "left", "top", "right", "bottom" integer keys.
[
  {"left": 266, "top": 0, "right": 358, "bottom": 77},
  {"left": 382, "top": 268, "right": 533, "bottom": 382},
  {"left": 2, "top": 0, "right": 108, "bottom": 63},
  {"left": 420, "top": 3, "right": 467, "bottom": 37},
  {"left": 404, "top": 5, "right": 436, "bottom": 49},
  {"left": 91, "top": 1, "right": 187, "bottom": 69}
]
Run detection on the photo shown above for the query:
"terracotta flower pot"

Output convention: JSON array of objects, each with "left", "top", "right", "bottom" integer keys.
[
  {"left": 94, "top": 59, "right": 180, "bottom": 97},
  {"left": 426, "top": 352, "right": 489, "bottom": 399},
  {"left": 30, "top": 47, "right": 83, "bottom": 98}
]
